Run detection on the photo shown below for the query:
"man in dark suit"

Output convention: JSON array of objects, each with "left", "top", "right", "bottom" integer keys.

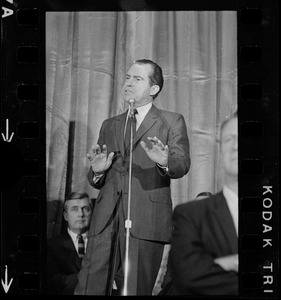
[
  {"left": 47, "top": 192, "right": 93, "bottom": 294},
  {"left": 75, "top": 59, "right": 191, "bottom": 295},
  {"left": 169, "top": 111, "right": 238, "bottom": 295},
  {"left": 158, "top": 192, "right": 214, "bottom": 296}
]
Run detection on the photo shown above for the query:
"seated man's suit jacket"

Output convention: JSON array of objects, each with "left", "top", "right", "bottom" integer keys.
[
  {"left": 170, "top": 191, "right": 238, "bottom": 295},
  {"left": 47, "top": 232, "right": 82, "bottom": 294}
]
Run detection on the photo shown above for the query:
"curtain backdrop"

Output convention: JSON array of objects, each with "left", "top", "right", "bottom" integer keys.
[
  {"left": 46, "top": 10, "right": 237, "bottom": 236},
  {"left": 46, "top": 10, "right": 237, "bottom": 293}
]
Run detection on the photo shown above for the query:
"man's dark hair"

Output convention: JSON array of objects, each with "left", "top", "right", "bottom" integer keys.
[
  {"left": 134, "top": 59, "right": 164, "bottom": 100},
  {"left": 64, "top": 191, "right": 91, "bottom": 211}
]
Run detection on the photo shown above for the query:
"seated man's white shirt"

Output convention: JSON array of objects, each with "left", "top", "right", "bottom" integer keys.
[
  {"left": 223, "top": 185, "right": 238, "bottom": 236},
  {"left": 67, "top": 228, "right": 88, "bottom": 254}
]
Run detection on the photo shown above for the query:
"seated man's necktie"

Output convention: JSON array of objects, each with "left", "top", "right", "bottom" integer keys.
[{"left": 77, "top": 234, "right": 85, "bottom": 258}]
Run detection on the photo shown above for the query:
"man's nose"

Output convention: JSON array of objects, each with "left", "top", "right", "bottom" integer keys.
[
  {"left": 77, "top": 208, "right": 84, "bottom": 216},
  {"left": 127, "top": 78, "right": 134, "bottom": 86}
]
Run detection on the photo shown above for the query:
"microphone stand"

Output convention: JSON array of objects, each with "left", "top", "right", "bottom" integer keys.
[{"left": 123, "top": 101, "right": 135, "bottom": 296}]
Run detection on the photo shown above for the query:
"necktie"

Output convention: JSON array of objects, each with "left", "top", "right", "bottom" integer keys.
[
  {"left": 124, "top": 109, "right": 137, "bottom": 151},
  {"left": 77, "top": 234, "right": 85, "bottom": 258}
]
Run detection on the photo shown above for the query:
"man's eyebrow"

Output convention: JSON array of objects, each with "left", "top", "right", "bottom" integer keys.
[
  {"left": 125, "top": 74, "right": 144, "bottom": 80},
  {"left": 69, "top": 205, "right": 79, "bottom": 209}
]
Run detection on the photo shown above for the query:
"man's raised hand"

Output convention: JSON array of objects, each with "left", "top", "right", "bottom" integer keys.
[
  {"left": 140, "top": 136, "right": 169, "bottom": 167},
  {"left": 87, "top": 144, "right": 114, "bottom": 174}
]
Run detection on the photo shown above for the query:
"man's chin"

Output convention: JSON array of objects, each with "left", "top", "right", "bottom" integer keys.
[
  {"left": 225, "top": 166, "right": 238, "bottom": 177},
  {"left": 76, "top": 225, "right": 86, "bottom": 231}
]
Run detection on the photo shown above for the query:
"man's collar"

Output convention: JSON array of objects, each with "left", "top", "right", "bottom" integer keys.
[
  {"left": 223, "top": 185, "right": 238, "bottom": 201},
  {"left": 67, "top": 227, "right": 88, "bottom": 240},
  {"left": 136, "top": 102, "right": 152, "bottom": 114},
  {"left": 127, "top": 102, "right": 152, "bottom": 116}
]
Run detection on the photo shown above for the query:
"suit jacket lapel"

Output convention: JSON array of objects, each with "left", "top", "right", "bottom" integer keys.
[
  {"left": 62, "top": 233, "right": 81, "bottom": 269},
  {"left": 213, "top": 192, "right": 238, "bottom": 253},
  {"left": 133, "top": 105, "right": 158, "bottom": 145},
  {"left": 114, "top": 111, "right": 127, "bottom": 156}
]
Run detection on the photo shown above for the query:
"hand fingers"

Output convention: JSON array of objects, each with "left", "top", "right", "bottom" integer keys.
[
  {"left": 104, "top": 152, "right": 114, "bottom": 169},
  {"left": 140, "top": 141, "right": 149, "bottom": 151},
  {"left": 147, "top": 136, "right": 163, "bottom": 145},
  {"left": 91, "top": 145, "right": 101, "bottom": 155},
  {"left": 107, "top": 152, "right": 115, "bottom": 163},
  {"left": 147, "top": 137, "right": 159, "bottom": 145},
  {"left": 86, "top": 153, "right": 93, "bottom": 162},
  {"left": 157, "top": 139, "right": 165, "bottom": 149},
  {"left": 147, "top": 137, "right": 165, "bottom": 150},
  {"left": 96, "top": 145, "right": 102, "bottom": 155},
  {"left": 101, "top": 144, "right": 107, "bottom": 154}
]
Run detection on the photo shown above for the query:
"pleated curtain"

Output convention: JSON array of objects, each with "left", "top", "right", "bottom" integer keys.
[{"left": 46, "top": 11, "right": 237, "bottom": 238}]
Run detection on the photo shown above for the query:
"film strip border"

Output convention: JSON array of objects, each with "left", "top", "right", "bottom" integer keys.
[
  {"left": 1, "top": 1, "right": 46, "bottom": 295},
  {"left": 1, "top": 0, "right": 279, "bottom": 296},
  {"left": 238, "top": 3, "right": 279, "bottom": 297}
]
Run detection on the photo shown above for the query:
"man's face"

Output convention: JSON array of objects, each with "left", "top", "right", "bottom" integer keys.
[
  {"left": 122, "top": 63, "right": 159, "bottom": 107},
  {"left": 221, "top": 117, "right": 238, "bottom": 178},
  {"left": 63, "top": 198, "right": 92, "bottom": 234}
]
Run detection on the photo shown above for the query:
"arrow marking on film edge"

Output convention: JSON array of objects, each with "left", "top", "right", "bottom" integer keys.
[
  {"left": 1, "top": 119, "right": 14, "bottom": 142},
  {"left": 1, "top": 265, "right": 13, "bottom": 293}
]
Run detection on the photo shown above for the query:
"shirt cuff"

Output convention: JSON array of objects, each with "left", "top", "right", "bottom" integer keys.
[
  {"left": 157, "top": 163, "right": 169, "bottom": 172},
  {"left": 93, "top": 173, "right": 104, "bottom": 183}
]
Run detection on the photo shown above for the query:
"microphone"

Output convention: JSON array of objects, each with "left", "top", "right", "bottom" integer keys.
[{"left": 128, "top": 99, "right": 136, "bottom": 118}]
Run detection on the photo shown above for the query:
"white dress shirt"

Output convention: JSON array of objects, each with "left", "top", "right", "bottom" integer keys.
[
  {"left": 222, "top": 185, "right": 238, "bottom": 236},
  {"left": 67, "top": 228, "right": 88, "bottom": 254},
  {"left": 134, "top": 102, "right": 152, "bottom": 130},
  {"left": 125, "top": 102, "right": 152, "bottom": 132}
]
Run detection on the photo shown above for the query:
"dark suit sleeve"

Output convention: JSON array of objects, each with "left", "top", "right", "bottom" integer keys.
[
  {"left": 169, "top": 204, "right": 238, "bottom": 295},
  {"left": 87, "top": 167, "right": 106, "bottom": 189},
  {"left": 87, "top": 121, "right": 107, "bottom": 189},
  {"left": 164, "top": 114, "right": 191, "bottom": 179}
]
